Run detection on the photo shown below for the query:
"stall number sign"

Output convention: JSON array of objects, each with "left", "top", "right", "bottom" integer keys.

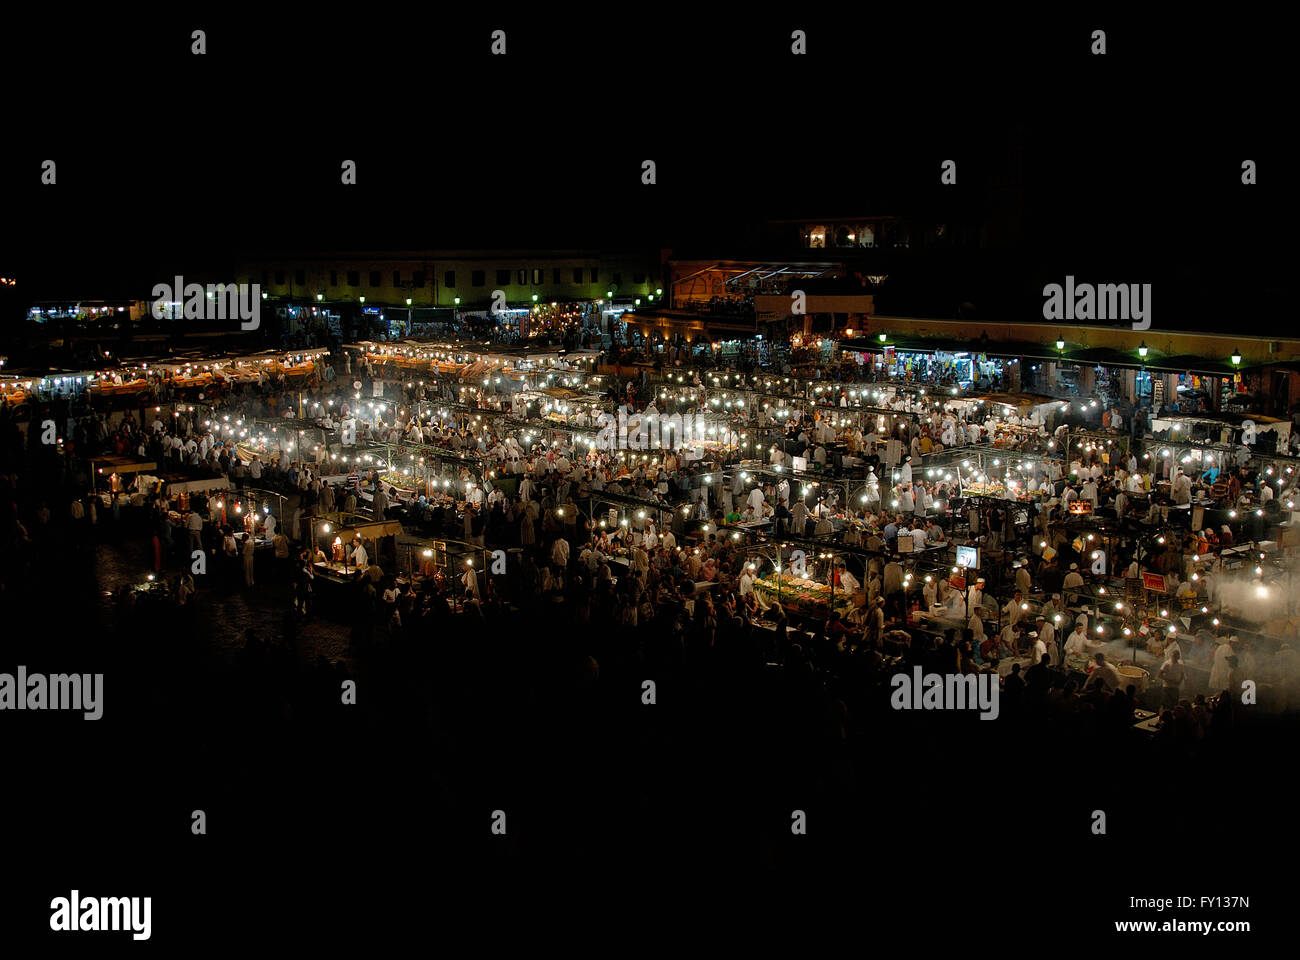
[{"left": 1142, "top": 572, "right": 1168, "bottom": 593}]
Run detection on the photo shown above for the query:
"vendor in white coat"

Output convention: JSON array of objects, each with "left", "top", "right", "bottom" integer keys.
[
  {"left": 1208, "top": 637, "right": 1236, "bottom": 692},
  {"left": 835, "top": 560, "right": 860, "bottom": 597},
  {"left": 347, "top": 536, "right": 368, "bottom": 569}
]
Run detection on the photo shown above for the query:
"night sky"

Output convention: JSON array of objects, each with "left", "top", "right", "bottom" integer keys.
[{"left": 1, "top": 11, "right": 1290, "bottom": 329}]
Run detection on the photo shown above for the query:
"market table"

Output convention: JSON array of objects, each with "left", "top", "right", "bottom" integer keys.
[
  {"left": 313, "top": 561, "right": 366, "bottom": 583},
  {"left": 1133, "top": 713, "right": 1163, "bottom": 735}
]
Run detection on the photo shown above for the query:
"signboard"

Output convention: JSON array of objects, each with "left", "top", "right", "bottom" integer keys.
[
  {"left": 1152, "top": 377, "right": 1165, "bottom": 403},
  {"left": 1191, "top": 505, "right": 1204, "bottom": 532},
  {"left": 1124, "top": 577, "right": 1144, "bottom": 600},
  {"left": 949, "top": 574, "right": 966, "bottom": 591},
  {"left": 1142, "top": 572, "right": 1168, "bottom": 593},
  {"left": 1068, "top": 499, "right": 1094, "bottom": 514},
  {"left": 372, "top": 381, "right": 384, "bottom": 397},
  {"left": 955, "top": 545, "right": 980, "bottom": 569}
]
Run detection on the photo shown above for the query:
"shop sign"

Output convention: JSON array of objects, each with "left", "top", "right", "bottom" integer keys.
[{"left": 1142, "top": 572, "right": 1168, "bottom": 592}]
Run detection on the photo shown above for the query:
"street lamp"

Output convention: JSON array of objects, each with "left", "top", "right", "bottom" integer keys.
[
  {"left": 1231, "top": 348, "right": 1242, "bottom": 366},
  {"left": 1138, "top": 341, "right": 1148, "bottom": 358},
  {"left": 1055, "top": 335, "right": 1065, "bottom": 351},
  {"left": 878, "top": 332, "right": 887, "bottom": 342}
]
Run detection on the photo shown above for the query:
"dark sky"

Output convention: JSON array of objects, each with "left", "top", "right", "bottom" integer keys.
[{"left": 1, "top": 10, "right": 1290, "bottom": 328}]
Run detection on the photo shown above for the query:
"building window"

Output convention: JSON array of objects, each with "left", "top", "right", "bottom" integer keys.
[
  {"left": 347, "top": 270, "right": 360, "bottom": 287},
  {"left": 553, "top": 268, "right": 561, "bottom": 285},
  {"left": 413, "top": 271, "right": 425, "bottom": 288},
  {"left": 517, "top": 269, "right": 527, "bottom": 286},
  {"left": 393, "top": 271, "right": 402, "bottom": 286},
  {"left": 370, "top": 271, "right": 381, "bottom": 287},
  {"left": 444, "top": 270, "right": 456, "bottom": 289},
  {"left": 633, "top": 272, "right": 646, "bottom": 285},
  {"left": 613, "top": 272, "right": 622, "bottom": 286},
  {"left": 472, "top": 270, "right": 485, "bottom": 287},
  {"left": 294, "top": 270, "right": 305, "bottom": 286},
  {"left": 329, "top": 271, "right": 338, "bottom": 287},
  {"left": 590, "top": 268, "right": 598, "bottom": 284},
  {"left": 261, "top": 271, "right": 269, "bottom": 287},
  {"left": 496, "top": 269, "right": 511, "bottom": 286},
  {"left": 531, "top": 268, "right": 543, "bottom": 285},
  {"left": 275, "top": 271, "right": 285, "bottom": 285},
  {"left": 572, "top": 268, "right": 583, "bottom": 284}
]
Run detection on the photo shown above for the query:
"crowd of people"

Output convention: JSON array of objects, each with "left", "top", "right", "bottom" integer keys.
[{"left": 4, "top": 346, "right": 1299, "bottom": 773}]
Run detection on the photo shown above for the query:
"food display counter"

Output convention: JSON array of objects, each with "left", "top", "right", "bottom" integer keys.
[
  {"left": 313, "top": 561, "right": 366, "bottom": 584},
  {"left": 89, "top": 379, "right": 149, "bottom": 397},
  {"left": 961, "top": 481, "right": 1046, "bottom": 502},
  {"left": 752, "top": 575, "right": 855, "bottom": 619}
]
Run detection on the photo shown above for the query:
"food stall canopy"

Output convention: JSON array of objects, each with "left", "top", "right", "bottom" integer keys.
[
  {"left": 335, "top": 519, "right": 403, "bottom": 540},
  {"left": 165, "top": 477, "right": 231, "bottom": 494},
  {"left": 1153, "top": 412, "right": 1290, "bottom": 443},
  {"left": 974, "top": 391, "right": 1057, "bottom": 414},
  {"left": 93, "top": 456, "right": 157, "bottom": 475}
]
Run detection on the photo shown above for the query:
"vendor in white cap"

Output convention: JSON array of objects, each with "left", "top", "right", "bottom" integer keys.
[
  {"left": 1039, "top": 592, "right": 1062, "bottom": 626},
  {"left": 1015, "top": 560, "right": 1032, "bottom": 596},
  {"left": 1062, "top": 561, "right": 1085, "bottom": 603},
  {"left": 1162, "top": 629, "right": 1182, "bottom": 664},
  {"left": 966, "top": 576, "right": 986, "bottom": 614},
  {"left": 1031, "top": 624, "right": 1049, "bottom": 664},
  {"left": 1036, "top": 614, "right": 1058, "bottom": 665}
]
